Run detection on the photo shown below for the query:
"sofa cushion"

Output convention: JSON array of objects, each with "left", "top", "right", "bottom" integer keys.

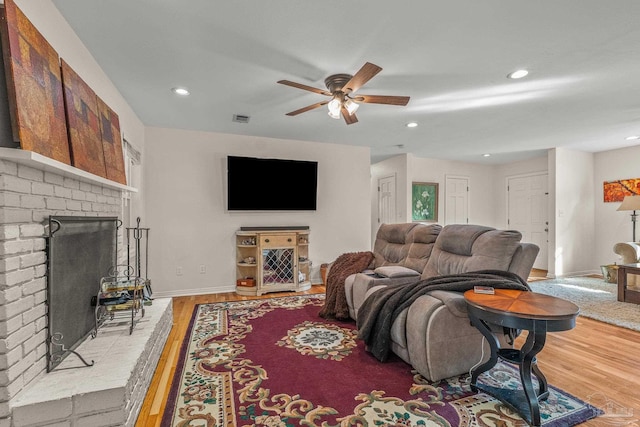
[
  {"left": 374, "top": 266, "right": 420, "bottom": 278},
  {"left": 373, "top": 223, "right": 441, "bottom": 272},
  {"left": 422, "top": 224, "right": 523, "bottom": 279}
]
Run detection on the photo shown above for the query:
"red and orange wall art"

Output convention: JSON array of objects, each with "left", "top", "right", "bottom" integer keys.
[{"left": 603, "top": 178, "right": 640, "bottom": 202}]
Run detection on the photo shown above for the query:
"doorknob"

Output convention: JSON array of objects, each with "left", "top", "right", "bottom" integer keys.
[{"left": 545, "top": 228, "right": 549, "bottom": 232}]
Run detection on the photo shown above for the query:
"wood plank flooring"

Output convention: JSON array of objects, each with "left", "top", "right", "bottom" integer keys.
[{"left": 136, "top": 283, "right": 640, "bottom": 426}]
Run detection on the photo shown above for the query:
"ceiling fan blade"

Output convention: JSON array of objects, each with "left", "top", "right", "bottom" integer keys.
[
  {"left": 341, "top": 107, "right": 358, "bottom": 125},
  {"left": 342, "top": 62, "right": 382, "bottom": 94},
  {"left": 355, "top": 95, "right": 410, "bottom": 106},
  {"left": 285, "top": 101, "right": 329, "bottom": 116},
  {"left": 277, "top": 80, "right": 332, "bottom": 96}
]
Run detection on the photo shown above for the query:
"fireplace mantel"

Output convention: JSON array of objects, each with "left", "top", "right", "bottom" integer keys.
[{"left": 0, "top": 147, "right": 137, "bottom": 192}]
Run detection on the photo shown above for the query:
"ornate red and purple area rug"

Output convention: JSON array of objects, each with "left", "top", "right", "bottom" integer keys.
[{"left": 161, "top": 295, "right": 601, "bottom": 426}]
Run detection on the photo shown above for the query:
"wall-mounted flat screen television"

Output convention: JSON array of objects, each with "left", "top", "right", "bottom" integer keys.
[{"left": 227, "top": 156, "right": 318, "bottom": 211}]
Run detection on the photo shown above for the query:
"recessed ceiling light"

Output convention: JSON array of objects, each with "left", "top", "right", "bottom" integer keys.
[
  {"left": 483, "top": 153, "right": 491, "bottom": 157},
  {"left": 171, "top": 87, "right": 190, "bottom": 96},
  {"left": 625, "top": 135, "right": 640, "bottom": 141},
  {"left": 507, "top": 69, "right": 529, "bottom": 79},
  {"left": 406, "top": 122, "right": 418, "bottom": 128}
]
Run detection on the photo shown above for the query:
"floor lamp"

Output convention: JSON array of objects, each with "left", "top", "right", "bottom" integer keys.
[{"left": 617, "top": 195, "right": 640, "bottom": 242}]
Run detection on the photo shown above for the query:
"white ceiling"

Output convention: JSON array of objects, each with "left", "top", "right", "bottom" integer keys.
[{"left": 51, "top": 0, "right": 640, "bottom": 164}]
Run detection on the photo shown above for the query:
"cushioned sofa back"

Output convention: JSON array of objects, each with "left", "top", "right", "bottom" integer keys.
[
  {"left": 421, "top": 224, "right": 523, "bottom": 279},
  {"left": 373, "top": 223, "right": 442, "bottom": 272}
]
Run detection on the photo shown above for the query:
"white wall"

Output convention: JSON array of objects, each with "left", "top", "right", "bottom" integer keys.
[
  {"left": 370, "top": 154, "right": 409, "bottom": 240},
  {"left": 144, "top": 127, "right": 372, "bottom": 297},
  {"left": 594, "top": 144, "right": 640, "bottom": 266},
  {"left": 551, "top": 148, "right": 596, "bottom": 277}
]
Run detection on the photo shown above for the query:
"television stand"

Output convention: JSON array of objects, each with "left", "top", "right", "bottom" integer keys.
[{"left": 235, "top": 228, "right": 311, "bottom": 296}]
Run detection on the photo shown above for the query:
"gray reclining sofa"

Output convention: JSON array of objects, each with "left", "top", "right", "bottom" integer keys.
[{"left": 345, "top": 223, "right": 539, "bottom": 381}]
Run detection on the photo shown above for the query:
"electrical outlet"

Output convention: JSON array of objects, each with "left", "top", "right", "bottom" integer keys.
[
  {"left": 176, "top": 266, "right": 183, "bottom": 276},
  {"left": 199, "top": 265, "right": 206, "bottom": 274}
]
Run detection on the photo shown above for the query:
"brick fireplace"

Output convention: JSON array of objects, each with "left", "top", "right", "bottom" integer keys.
[{"left": 0, "top": 152, "right": 172, "bottom": 426}]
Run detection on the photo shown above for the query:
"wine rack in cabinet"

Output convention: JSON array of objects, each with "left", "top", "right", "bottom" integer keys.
[{"left": 236, "top": 227, "right": 311, "bottom": 296}]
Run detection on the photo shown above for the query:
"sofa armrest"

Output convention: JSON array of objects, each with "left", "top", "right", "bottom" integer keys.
[{"left": 344, "top": 272, "right": 421, "bottom": 319}]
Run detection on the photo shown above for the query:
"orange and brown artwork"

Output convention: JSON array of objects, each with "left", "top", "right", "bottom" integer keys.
[
  {"left": 603, "top": 178, "right": 640, "bottom": 202},
  {"left": 97, "top": 97, "right": 126, "bottom": 185},
  {"left": 61, "top": 60, "right": 107, "bottom": 178},
  {"left": 0, "top": 0, "right": 71, "bottom": 164}
]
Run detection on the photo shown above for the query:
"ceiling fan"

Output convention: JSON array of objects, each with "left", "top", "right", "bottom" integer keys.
[{"left": 277, "top": 62, "right": 410, "bottom": 125}]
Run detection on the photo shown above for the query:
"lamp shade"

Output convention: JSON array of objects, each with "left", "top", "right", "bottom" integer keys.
[{"left": 617, "top": 195, "right": 640, "bottom": 211}]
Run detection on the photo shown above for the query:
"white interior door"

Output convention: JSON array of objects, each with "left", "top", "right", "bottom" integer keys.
[
  {"left": 445, "top": 175, "right": 469, "bottom": 225},
  {"left": 507, "top": 173, "right": 549, "bottom": 270},
  {"left": 378, "top": 174, "right": 396, "bottom": 225}
]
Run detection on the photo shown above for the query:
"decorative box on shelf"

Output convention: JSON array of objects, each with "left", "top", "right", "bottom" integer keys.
[{"left": 237, "top": 278, "right": 255, "bottom": 287}]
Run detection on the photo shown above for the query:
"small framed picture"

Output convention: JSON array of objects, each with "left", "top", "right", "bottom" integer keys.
[{"left": 411, "top": 182, "right": 438, "bottom": 222}]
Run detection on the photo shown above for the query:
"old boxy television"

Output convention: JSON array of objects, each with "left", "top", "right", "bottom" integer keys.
[{"left": 227, "top": 156, "right": 318, "bottom": 211}]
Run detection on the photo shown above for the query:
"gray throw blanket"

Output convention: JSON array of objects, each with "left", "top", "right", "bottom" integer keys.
[{"left": 356, "top": 270, "right": 531, "bottom": 362}]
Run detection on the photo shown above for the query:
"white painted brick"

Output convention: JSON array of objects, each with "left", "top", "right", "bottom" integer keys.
[
  {"left": 81, "top": 202, "right": 92, "bottom": 212},
  {"left": 44, "top": 171, "right": 64, "bottom": 186},
  {"left": 0, "top": 322, "right": 34, "bottom": 352},
  {"left": 0, "top": 256, "right": 20, "bottom": 274},
  {"left": 0, "top": 402, "right": 9, "bottom": 418},
  {"left": 20, "top": 252, "right": 45, "bottom": 269},
  {"left": 0, "top": 297, "right": 35, "bottom": 325},
  {"left": 33, "top": 290, "right": 46, "bottom": 305},
  {"left": 0, "top": 286, "right": 22, "bottom": 305},
  {"left": 34, "top": 316, "right": 47, "bottom": 334},
  {"left": 0, "top": 269, "right": 34, "bottom": 287},
  {"left": 0, "top": 417, "right": 10, "bottom": 427},
  {"left": 0, "top": 176, "right": 31, "bottom": 194},
  {"left": 21, "top": 355, "right": 45, "bottom": 386},
  {"left": 35, "top": 341, "right": 47, "bottom": 359},
  {"left": 96, "top": 195, "right": 107, "bottom": 204},
  {"left": 0, "top": 315, "right": 22, "bottom": 336},
  {"left": 0, "top": 160, "right": 18, "bottom": 175},
  {"left": 45, "top": 197, "right": 67, "bottom": 211},
  {"left": 85, "top": 192, "right": 97, "bottom": 202},
  {"left": 31, "top": 210, "right": 51, "bottom": 223},
  {"left": 71, "top": 190, "right": 86, "bottom": 201},
  {"left": 66, "top": 200, "right": 82, "bottom": 211},
  {"left": 0, "top": 209, "right": 32, "bottom": 224},
  {"left": 21, "top": 304, "right": 45, "bottom": 326},
  {"left": 53, "top": 185, "right": 72, "bottom": 199},
  {"left": 0, "top": 240, "right": 33, "bottom": 256},
  {"left": 33, "top": 239, "right": 45, "bottom": 251},
  {"left": 12, "top": 397, "right": 73, "bottom": 426},
  {"left": 74, "top": 387, "right": 126, "bottom": 414},
  {"left": 19, "top": 224, "right": 44, "bottom": 238},
  {"left": 5, "top": 374, "right": 24, "bottom": 400},
  {"left": 17, "top": 166, "right": 44, "bottom": 182},
  {"left": 31, "top": 182, "right": 54, "bottom": 196},
  {"left": 77, "top": 408, "right": 126, "bottom": 427},
  {"left": 20, "top": 195, "right": 45, "bottom": 210},
  {"left": 34, "top": 264, "right": 46, "bottom": 278},
  {"left": 0, "top": 225, "right": 19, "bottom": 240},
  {"left": 90, "top": 184, "right": 102, "bottom": 194},
  {"left": 0, "top": 192, "right": 21, "bottom": 207},
  {"left": 22, "top": 329, "right": 46, "bottom": 357},
  {"left": 21, "top": 277, "right": 46, "bottom": 296},
  {"left": 0, "top": 349, "right": 35, "bottom": 385},
  {"left": 63, "top": 177, "right": 80, "bottom": 190},
  {"left": 79, "top": 182, "right": 92, "bottom": 192},
  {"left": 0, "top": 346, "right": 22, "bottom": 370}
]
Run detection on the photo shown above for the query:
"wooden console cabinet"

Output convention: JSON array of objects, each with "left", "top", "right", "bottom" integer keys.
[{"left": 236, "top": 228, "right": 311, "bottom": 296}]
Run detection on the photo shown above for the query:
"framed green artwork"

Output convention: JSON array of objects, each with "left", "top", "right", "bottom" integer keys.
[{"left": 412, "top": 182, "right": 438, "bottom": 222}]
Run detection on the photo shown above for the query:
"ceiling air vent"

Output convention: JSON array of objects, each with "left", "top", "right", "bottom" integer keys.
[{"left": 232, "top": 114, "right": 250, "bottom": 124}]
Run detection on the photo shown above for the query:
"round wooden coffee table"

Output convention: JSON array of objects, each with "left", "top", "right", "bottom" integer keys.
[{"left": 464, "top": 288, "right": 579, "bottom": 426}]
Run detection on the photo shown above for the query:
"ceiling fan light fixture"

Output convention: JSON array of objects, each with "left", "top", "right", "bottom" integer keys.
[
  {"left": 327, "top": 98, "right": 341, "bottom": 115},
  {"left": 327, "top": 110, "right": 341, "bottom": 120},
  {"left": 344, "top": 98, "right": 359, "bottom": 115}
]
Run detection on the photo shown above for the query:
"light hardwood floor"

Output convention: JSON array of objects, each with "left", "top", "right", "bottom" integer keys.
[{"left": 136, "top": 283, "right": 640, "bottom": 426}]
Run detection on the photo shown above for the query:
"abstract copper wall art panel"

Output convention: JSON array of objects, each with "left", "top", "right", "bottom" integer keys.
[
  {"left": 0, "top": 0, "right": 71, "bottom": 164},
  {"left": 61, "top": 59, "right": 107, "bottom": 178},
  {"left": 97, "top": 97, "right": 126, "bottom": 185}
]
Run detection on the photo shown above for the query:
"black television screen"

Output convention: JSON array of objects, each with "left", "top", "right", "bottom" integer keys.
[{"left": 227, "top": 156, "right": 318, "bottom": 211}]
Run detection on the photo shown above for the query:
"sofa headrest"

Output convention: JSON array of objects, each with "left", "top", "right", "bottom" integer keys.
[
  {"left": 422, "top": 224, "right": 523, "bottom": 279},
  {"left": 373, "top": 223, "right": 442, "bottom": 272}
]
